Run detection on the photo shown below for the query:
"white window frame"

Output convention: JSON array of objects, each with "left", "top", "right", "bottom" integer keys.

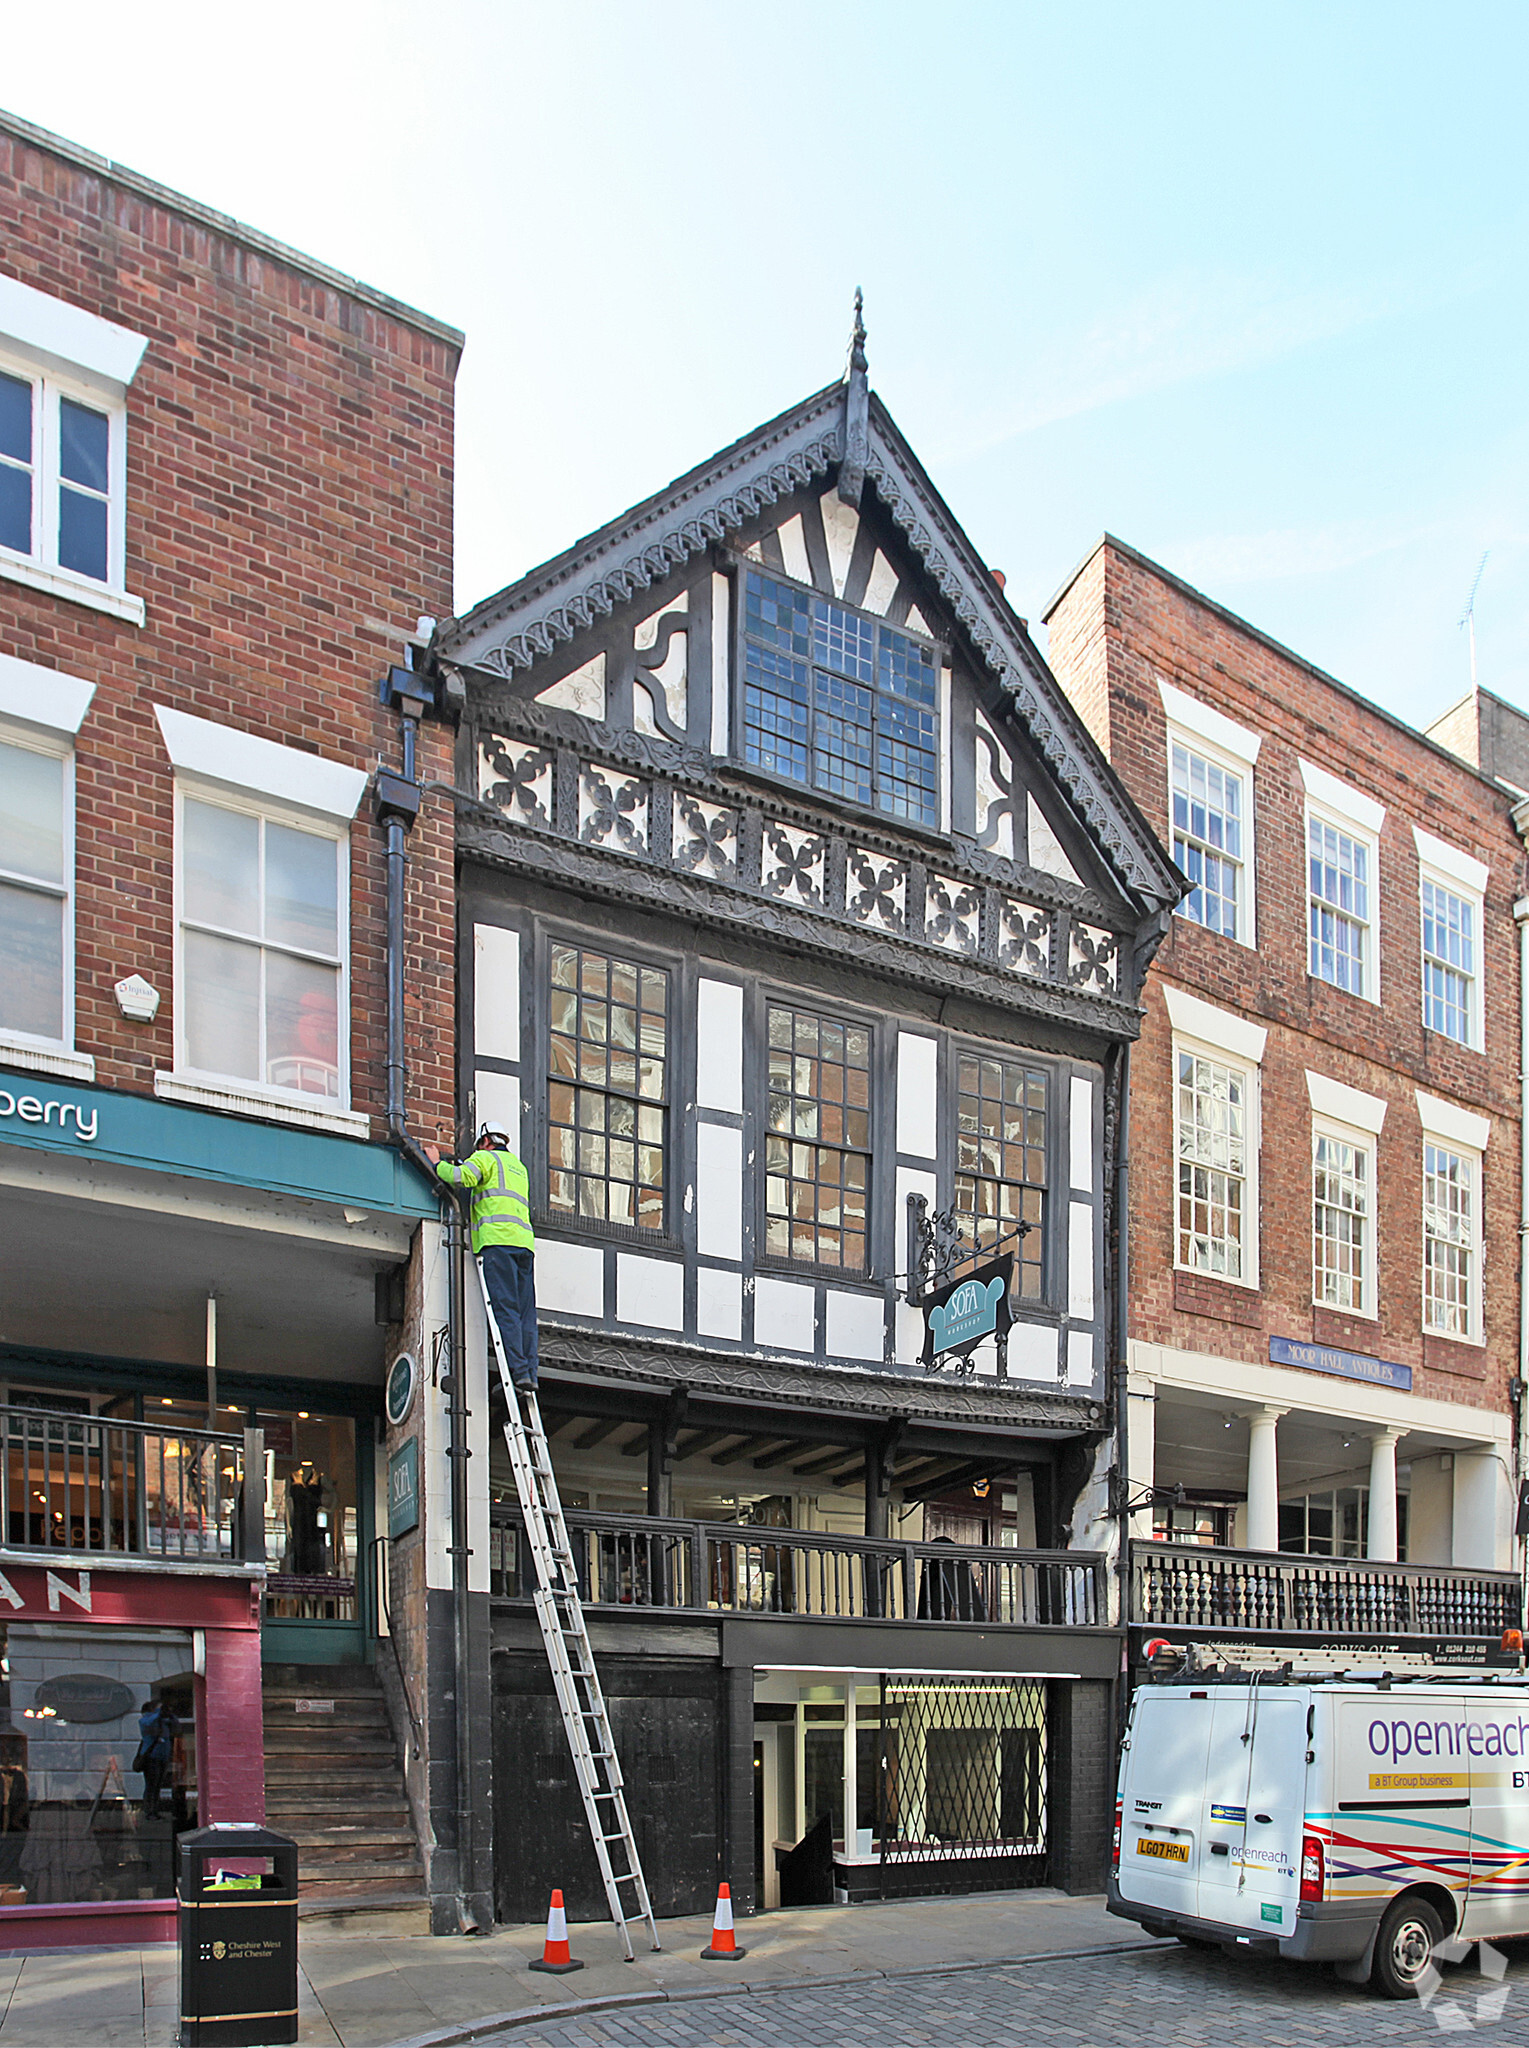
[
  {"left": 0, "top": 719, "right": 75, "bottom": 1060},
  {"left": 1163, "top": 986, "right": 1267, "bottom": 1290},
  {"left": 1414, "top": 827, "right": 1487, "bottom": 1052},
  {"left": 1302, "top": 761, "right": 1384, "bottom": 1005},
  {"left": 1416, "top": 1088, "right": 1490, "bottom": 1346},
  {"left": 0, "top": 657, "right": 96, "bottom": 1082},
  {"left": 1159, "top": 679, "right": 1260, "bottom": 948},
  {"left": 0, "top": 276, "right": 146, "bottom": 626},
  {"left": 170, "top": 780, "right": 353, "bottom": 1118}
]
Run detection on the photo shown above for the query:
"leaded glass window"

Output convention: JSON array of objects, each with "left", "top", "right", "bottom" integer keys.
[
  {"left": 741, "top": 569, "right": 938, "bottom": 826},
  {"left": 547, "top": 943, "right": 668, "bottom": 1231},
  {"left": 764, "top": 1004, "right": 870, "bottom": 1269},
  {"left": 953, "top": 1053, "right": 1046, "bottom": 1299}
]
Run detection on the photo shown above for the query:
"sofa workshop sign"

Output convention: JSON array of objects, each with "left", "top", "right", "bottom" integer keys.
[{"left": 920, "top": 1255, "right": 1013, "bottom": 1372}]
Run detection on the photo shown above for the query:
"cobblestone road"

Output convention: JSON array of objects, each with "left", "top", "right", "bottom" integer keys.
[{"left": 484, "top": 1940, "right": 1529, "bottom": 2047}]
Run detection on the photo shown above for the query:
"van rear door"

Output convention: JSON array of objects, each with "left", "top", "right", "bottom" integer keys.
[
  {"left": 1117, "top": 1688, "right": 1210, "bottom": 1918},
  {"left": 1196, "top": 1688, "right": 1307, "bottom": 1937}
]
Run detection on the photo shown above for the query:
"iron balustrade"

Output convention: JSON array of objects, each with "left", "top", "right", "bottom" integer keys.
[
  {"left": 1130, "top": 1539, "right": 1521, "bottom": 1640},
  {"left": 490, "top": 1507, "right": 1102, "bottom": 1627},
  {"left": 0, "top": 1405, "right": 264, "bottom": 1562}
]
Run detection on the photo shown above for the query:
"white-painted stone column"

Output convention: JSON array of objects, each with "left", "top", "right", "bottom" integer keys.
[
  {"left": 1366, "top": 1430, "right": 1403, "bottom": 1561},
  {"left": 1245, "top": 1407, "right": 1286, "bottom": 1554}
]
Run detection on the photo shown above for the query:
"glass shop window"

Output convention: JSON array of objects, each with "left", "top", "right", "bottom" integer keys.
[
  {"left": 259, "top": 1411, "right": 358, "bottom": 1618},
  {"left": 0, "top": 1623, "right": 196, "bottom": 1906}
]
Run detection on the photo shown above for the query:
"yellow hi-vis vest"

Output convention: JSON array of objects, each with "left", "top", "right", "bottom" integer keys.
[{"left": 435, "top": 1146, "right": 535, "bottom": 1255}]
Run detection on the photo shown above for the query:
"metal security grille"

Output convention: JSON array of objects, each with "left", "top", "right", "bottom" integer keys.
[{"left": 873, "top": 1675, "right": 1047, "bottom": 1877}]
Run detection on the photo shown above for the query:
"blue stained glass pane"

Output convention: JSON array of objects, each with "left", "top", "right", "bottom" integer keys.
[
  {"left": 812, "top": 670, "right": 873, "bottom": 804},
  {"left": 0, "top": 374, "right": 31, "bottom": 466},
  {"left": 59, "top": 398, "right": 109, "bottom": 492},
  {"left": 0, "top": 463, "right": 29, "bottom": 555},
  {"left": 743, "top": 643, "right": 809, "bottom": 780},
  {"left": 58, "top": 485, "right": 108, "bottom": 581},
  {"left": 812, "top": 598, "right": 875, "bottom": 682},
  {"left": 744, "top": 570, "right": 812, "bottom": 658},
  {"left": 878, "top": 626, "right": 937, "bottom": 705}
]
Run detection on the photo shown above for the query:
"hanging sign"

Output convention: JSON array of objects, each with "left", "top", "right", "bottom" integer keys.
[
  {"left": 385, "top": 1351, "right": 418, "bottom": 1430},
  {"left": 920, "top": 1255, "right": 1013, "bottom": 1370},
  {"left": 388, "top": 1439, "right": 420, "bottom": 1538}
]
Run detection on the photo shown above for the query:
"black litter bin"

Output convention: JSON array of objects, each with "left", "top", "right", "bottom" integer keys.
[{"left": 178, "top": 1824, "right": 299, "bottom": 2047}]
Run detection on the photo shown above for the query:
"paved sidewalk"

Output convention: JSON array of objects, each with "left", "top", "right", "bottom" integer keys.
[{"left": 0, "top": 1889, "right": 1159, "bottom": 2046}]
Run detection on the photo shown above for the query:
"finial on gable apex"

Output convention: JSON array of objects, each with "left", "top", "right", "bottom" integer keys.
[{"left": 839, "top": 286, "right": 869, "bottom": 507}]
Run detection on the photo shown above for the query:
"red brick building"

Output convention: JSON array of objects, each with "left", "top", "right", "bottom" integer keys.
[
  {"left": 1048, "top": 538, "right": 1523, "bottom": 1667},
  {"left": 0, "top": 111, "right": 467, "bottom": 1943}
]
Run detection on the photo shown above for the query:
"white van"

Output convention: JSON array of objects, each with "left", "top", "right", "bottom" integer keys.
[{"left": 1110, "top": 1668, "right": 1529, "bottom": 1997}]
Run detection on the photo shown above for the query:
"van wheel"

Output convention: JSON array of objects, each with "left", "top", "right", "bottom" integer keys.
[{"left": 1370, "top": 1896, "right": 1442, "bottom": 2000}]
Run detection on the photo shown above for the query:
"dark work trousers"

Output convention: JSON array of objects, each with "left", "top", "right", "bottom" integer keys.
[{"left": 481, "top": 1245, "right": 539, "bottom": 1388}]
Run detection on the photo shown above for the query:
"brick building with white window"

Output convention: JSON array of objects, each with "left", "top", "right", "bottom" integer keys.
[
  {"left": 1047, "top": 536, "right": 1523, "bottom": 1673},
  {"left": 0, "top": 113, "right": 472, "bottom": 1945}
]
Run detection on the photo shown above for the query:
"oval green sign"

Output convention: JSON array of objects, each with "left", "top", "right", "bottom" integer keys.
[{"left": 385, "top": 1351, "right": 417, "bottom": 1430}]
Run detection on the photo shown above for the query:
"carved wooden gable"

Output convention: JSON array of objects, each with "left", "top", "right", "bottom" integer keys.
[{"left": 440, "top": 377, "right": 1179, "bottom": 1025}]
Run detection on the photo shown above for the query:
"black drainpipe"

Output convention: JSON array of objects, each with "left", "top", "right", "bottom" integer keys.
[
  {"left": 377, "top": 664, "right": 484, "bottom": 1934},
  {"left": 1112, "top": 1040, "right": 1133, "bottom": 1737}
]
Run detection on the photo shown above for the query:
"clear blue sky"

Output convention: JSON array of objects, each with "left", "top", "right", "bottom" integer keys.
[{"left": 7, "top": 2, "right": 1527, "bottom": 731}]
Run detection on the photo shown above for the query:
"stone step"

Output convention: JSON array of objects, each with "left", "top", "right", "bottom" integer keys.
[
  {"left": 262, "top": 1731, "right": 396, "bottom": 1755},
  {"left": 267, "top": 1792, "right": 411, "bottom": 1816},
  {"left": 296, "top": 1855, "right": 422, "bottom": 1882},
  {"left": 262, "top": 1741, "right": 398, "bottom": 1765},
  {"left": 288, "top": 1834, "right": 419, "bottom": 1862},
  {"left": 298, "top": 1876, "right": 426, "bottom": 1901}
]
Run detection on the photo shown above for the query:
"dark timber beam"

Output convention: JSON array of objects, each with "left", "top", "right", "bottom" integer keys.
[
  {"left": 711, "top": 1436, "right": 780, "bottom": 1466},
  {"left": 572, "top": 1418, "right": 622, "bottom": 1450}
]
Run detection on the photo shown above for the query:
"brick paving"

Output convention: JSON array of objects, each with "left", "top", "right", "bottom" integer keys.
[{"left": 476, "top": 1942, "right": 1529, "bottom": 2048}]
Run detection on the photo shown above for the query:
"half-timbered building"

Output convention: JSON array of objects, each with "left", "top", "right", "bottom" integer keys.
[{"left": 430, "top": 322, "right": 1181, "bottom": 1920}]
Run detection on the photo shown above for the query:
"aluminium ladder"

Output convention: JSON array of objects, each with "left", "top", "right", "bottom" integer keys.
[{"left": 474, "top": 1257, "right": 661, "bottom": 1958}]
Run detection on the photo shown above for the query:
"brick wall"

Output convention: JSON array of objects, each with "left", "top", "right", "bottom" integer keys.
[
  {"left": 0, "top": 116, "right": 460, "bottom": 1144},
  {"left": 1049, "top": 540, "right": 1523, "bottom": 1418}
]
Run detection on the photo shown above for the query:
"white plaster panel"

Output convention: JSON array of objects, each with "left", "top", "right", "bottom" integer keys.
[
  {"left": 535, "top": 1238, "right": 605, "bottom": 1318},
  {"left": 753, "top": 1275, "right": 815, "bottom": 1353},
  {"left": 1069, "top": 1076, "right": 1095, "bottom": 1193},
  {"left": 1068, "top": 1200, "right": 1096, "bottom": 1321},
  {"left": 819, "top": 489, "right": 859, "bottom": 599},
  {"left": 0, "top": 654, "right": 94, "bottom": 737},
  {"left": 696, "top": 980, "right": 744, "bottom": 1112},
  {"left": 617, "top": 1253, "right": 684, "bottom": 1332},
  {"left": 697, "top": 1266, "right": 742, "bottom": 1342},
  {"left": 696, "top": 1123, "right": 743, "bottom": 1260},
  {"left": 896, "top": 1033, "right": 938, "bottom": 1160},
  {"left": 473, "top": 1070, "right": 521, "bottom": 1149},
  {"left": 1008, "top": 1321, "right": 1060, "bottom": 1382},
  {"left": 537, "top": 651, "right": 605, "bottom": 719},
  {"left": 1027, "top": 794, "right": 1081, "bottom": 884},
  {"left": 893, "top": 1297, "right": 924, "bottom": 1371},
  {"left": 155, "top": 705, "right": 367, "bottom": 820},
  {"left": 473, "top": 925, "right": 521, "bottom": 1061},
  {"left": 896, "top": 1166, "right": 938, "bottom": 1255},
  {"left": 710, "top": 575, "right": 731, "bottom": 755},
  {"left": 777, "top": 515, "right": 811, "bottom": 586},
  {"left": 863, "top": 551, "right": 900, "bottom": 616},
  {"left": 1067, "top": 1329, "right": 1096, "bottom": 1387},
  {"left": 825, "top": 1289, "right": 884, "bottom": 1363}
]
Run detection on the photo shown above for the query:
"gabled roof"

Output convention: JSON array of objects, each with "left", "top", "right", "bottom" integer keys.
[{"left": 438, "top": 378, "right": 1182, "bottom": 913}]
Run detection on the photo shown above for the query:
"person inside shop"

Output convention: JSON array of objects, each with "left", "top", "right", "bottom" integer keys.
[
  {"left": 424, "top": 1126, "right": 538, "bottom": 1390},
  {"left": 286, "top": 1460, "right": 329, "bottom": 1574},
  {"left": 133, "top": 1699, "right": 175, "bottom": 1818}
]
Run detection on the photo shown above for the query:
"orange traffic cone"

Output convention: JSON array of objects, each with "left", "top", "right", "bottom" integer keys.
[
  {"left": 700, "top": 1881, "right": 747, "bottom": 1960},
  {"left": 528, "top": 1888, "right": 584, "bottom": 1974}
]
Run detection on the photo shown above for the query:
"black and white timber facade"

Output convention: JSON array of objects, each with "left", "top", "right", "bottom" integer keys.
[{"left": 430, "top": 331, "right": 1181, "bottom": 1924}]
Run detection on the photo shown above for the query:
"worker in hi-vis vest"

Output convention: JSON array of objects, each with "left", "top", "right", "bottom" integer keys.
[{"left": 424, "top": 1127, "right": 538, "bottom": 1390}]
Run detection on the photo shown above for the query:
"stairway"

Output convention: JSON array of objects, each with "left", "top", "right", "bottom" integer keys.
[{"left": 262, "top": 1666, "right": 424, "bottom": 1903}]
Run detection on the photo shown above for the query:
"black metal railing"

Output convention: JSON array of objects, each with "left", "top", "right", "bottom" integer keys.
[
  {"left": 0, "top": 1405, "right": 264, "bottom": 1561},
  {"left": 1131, "top": 1540, "right": 1521, "bottom": 1639},
  {"left": 491, "top": 1507, "right": 1103, "bottom": 1627}
]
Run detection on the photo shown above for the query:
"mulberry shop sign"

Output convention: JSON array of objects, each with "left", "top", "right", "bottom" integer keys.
[
  {"left": 1270, "top": 1335, "right": 1412, "bottom": 1393},
  {"left": 0, "top": 1087, "right": 96, "bottom": 1141}
]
